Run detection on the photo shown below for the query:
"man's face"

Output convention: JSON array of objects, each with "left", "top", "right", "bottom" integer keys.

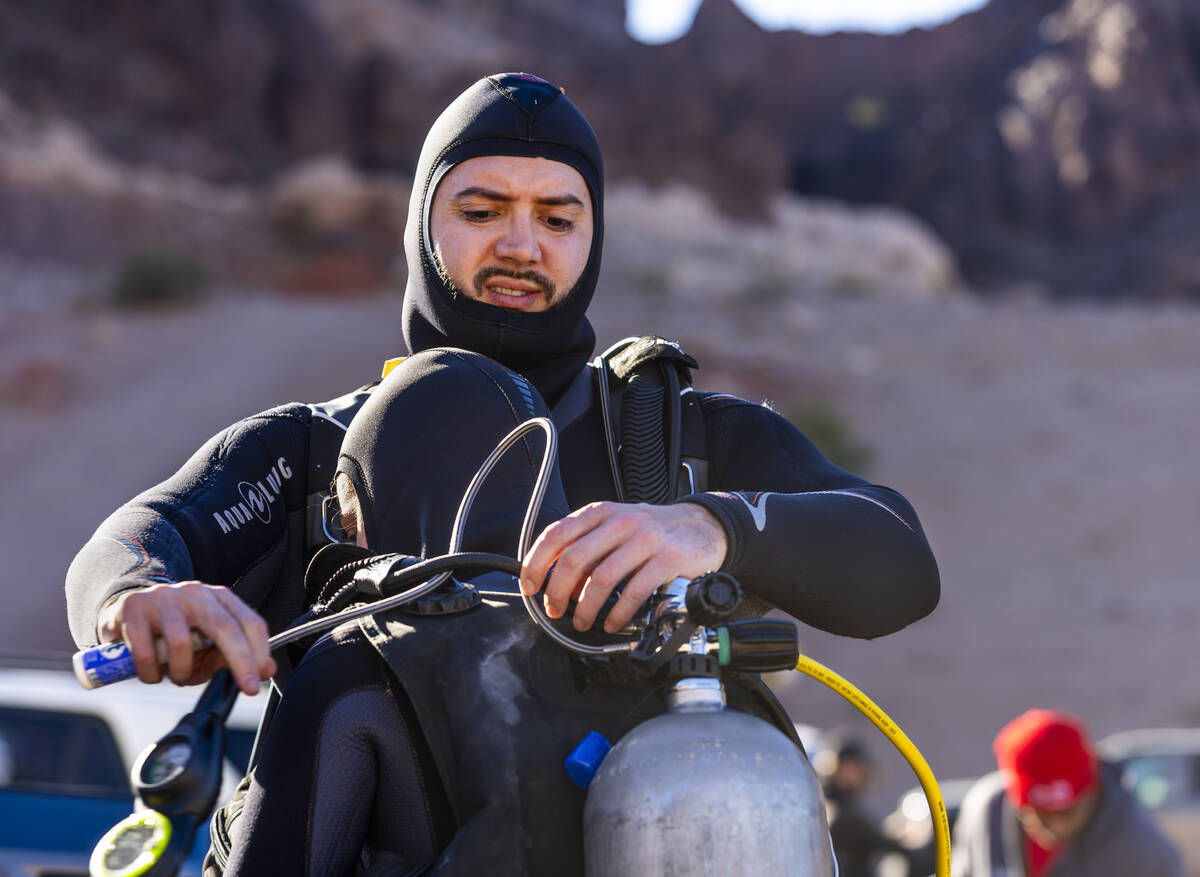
[
  {"left": 428, "top": 155, "right": 593, "bottom": 313},
  {"left": 1017, "top": 788, "right": 1099, "bottom": 849}
]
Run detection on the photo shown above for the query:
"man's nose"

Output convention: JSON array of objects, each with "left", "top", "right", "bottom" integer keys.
[{"left": 494, "top": 214, "right": 540, "bottom": 264}]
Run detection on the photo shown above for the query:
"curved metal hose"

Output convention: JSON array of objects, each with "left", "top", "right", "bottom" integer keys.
[{"left": 270, "top": 417, "right": 632, "bottom": 657}]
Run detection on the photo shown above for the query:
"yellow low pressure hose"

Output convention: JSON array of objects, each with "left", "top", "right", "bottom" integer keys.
[{"left": 794, "top": 654, "right": 951, "bottom": 877}]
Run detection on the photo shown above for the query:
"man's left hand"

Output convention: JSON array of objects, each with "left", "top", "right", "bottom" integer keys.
[{"left": 519, "top": 502, "right": 728, "bottom": 632}]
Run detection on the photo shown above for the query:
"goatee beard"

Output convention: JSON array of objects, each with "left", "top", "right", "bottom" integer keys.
[{"left": 432, "top": 252, "right": 565, "bottom": 309}]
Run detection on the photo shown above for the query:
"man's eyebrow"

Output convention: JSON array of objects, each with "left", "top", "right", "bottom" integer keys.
[
  {"left": 451, "top": 186, "right": 585, "bottom": 208},
  {"left": 537, "top": 194, "right": 586, "bottom": 208}
]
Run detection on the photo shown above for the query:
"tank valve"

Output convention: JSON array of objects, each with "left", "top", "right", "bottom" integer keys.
[{"left": 684, "top": 571, "right": 742, "bottom": 627}]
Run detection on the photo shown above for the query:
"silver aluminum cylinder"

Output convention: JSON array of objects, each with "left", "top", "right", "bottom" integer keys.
[{"left": 584, "top": 705, "right": 835, "bottom": 876}]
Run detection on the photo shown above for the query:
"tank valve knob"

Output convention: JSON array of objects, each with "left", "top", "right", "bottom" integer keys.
[
  {"left": 721, "top": 619, "right": 800, "bottom": 673},
  {"left": 685, "top": 572, "right": 742, "bottom": 627},
  {"left": 564, "top": 731, "right": 612, "bottom": 789}
]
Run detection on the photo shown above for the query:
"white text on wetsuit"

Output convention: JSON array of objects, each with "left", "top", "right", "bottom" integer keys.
[{"left": 213, "top": 457, "right": 294, "bottom": 534}]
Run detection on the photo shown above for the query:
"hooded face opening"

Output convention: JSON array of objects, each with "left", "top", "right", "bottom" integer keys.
[
  {"left": 428, "top": 155, "right": 594, "bottom": 315},
  {"left": 401, "top": 73, "right": 605, "bottom": 403}
]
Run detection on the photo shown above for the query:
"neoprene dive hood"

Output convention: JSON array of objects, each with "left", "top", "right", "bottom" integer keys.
[
  {"left": 336, "top": 349, "right": 570, "bottom": 556},
  {"left": 402, "top": 73, "right": 604, "bottom": 404}
]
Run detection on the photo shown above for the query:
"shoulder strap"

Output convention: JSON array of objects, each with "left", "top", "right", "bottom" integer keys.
[{"left": 595, "top": 336, "right": 707, "bottom": 503}]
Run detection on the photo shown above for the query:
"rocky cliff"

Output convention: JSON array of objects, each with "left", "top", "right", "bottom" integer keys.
[{"left": 1, "top": 0, "right": 1197, "bottom": 299}]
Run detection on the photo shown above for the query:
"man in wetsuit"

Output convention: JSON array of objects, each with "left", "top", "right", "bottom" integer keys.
[{"left": 65, "top": 73, "right": 939, "bottom": 708}]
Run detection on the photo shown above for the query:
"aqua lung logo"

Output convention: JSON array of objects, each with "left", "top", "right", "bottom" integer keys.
[
  {"left": 213, "top": 457, "right": 293, "bottom": 535},
  {"left": 239, "top": 480, "right": 272, "bottom": 523}
]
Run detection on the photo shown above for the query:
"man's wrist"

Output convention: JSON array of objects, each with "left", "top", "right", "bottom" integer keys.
[
  {"left": 676, "top": 495, "right": 734, "bottom": 572},
  {"left": 94, "top": 582, "right": 148, "bottom": 642},
  {"left": 96, "top": 594, "right": 123, "bottom": 642}
]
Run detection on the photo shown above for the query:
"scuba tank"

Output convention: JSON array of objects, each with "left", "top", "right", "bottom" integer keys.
[
  {"left": 576, "top": 574, "right": 836, "bottom": 877},
  {"left": 585, "top": 681, "right": 834, "bottom": 876}
]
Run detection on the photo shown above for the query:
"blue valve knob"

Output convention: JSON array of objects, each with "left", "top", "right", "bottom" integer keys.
[{"left": 564, "top": 731, "right": 612, "bottom": 789}]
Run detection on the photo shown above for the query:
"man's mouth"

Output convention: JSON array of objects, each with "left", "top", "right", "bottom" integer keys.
[
  {"left": 473, "top": 268, "right": 554, "bottom": 309},
  {"left": 487, "top": 279, "right": 541, "bottom": 296}
]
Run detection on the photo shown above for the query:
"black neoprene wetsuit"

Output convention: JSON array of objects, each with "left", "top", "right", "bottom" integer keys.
[
  {"left": 63, "top": 347, "right": 940, "bottom": 874},
  {"left": 65, "top": 350, "right": 939, "bottom": 875}
]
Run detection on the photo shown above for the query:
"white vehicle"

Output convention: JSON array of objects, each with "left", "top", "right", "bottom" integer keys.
[
  {"left": 0, "top": 652, "right": 267, "bottom": 877},
  {"left": 1100, "top": 728, "right": 1200, "bottom": 877}
]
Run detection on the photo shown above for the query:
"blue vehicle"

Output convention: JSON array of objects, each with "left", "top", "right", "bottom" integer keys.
[{"left": 0, "top": 655, "right": 264, "bottom": 876}]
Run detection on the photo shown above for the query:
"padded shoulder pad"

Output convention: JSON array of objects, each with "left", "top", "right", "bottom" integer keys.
[{"left": 607, "top": 335, "right": 699, "bottom": 381}]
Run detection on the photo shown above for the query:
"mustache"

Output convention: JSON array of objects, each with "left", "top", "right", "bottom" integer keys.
[{"left": 473, "top": 266, "right": 555, "bottom": 299}]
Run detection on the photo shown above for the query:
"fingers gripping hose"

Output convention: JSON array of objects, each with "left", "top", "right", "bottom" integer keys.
[{"left": 793, "top": 655, "right": 951, "bottom": 877}]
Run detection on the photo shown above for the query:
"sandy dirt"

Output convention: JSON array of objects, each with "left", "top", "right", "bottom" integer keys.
[{"left": 3, "top": 282, "right": 1198, "bottom": 813}]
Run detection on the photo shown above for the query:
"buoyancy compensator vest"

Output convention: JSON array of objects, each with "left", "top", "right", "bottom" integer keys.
[
  {"left": 361, "top": 590, "right": 657, "bottom": 875},
  {"left": 356, "top": 583, "right": 782, "bottom": 874}
]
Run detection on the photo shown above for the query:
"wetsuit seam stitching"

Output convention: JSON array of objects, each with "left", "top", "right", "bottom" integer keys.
[{"left": 484, "top": 78, "right": 562, "bottom": 134}]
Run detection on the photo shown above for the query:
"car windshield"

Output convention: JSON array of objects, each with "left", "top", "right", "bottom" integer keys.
[{"left": 0, "top": 705, "right": 129, "bottom": 798}]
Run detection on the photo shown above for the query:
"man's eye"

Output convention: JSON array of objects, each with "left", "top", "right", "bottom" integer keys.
[
  {"left": 461, "top": 209, "right": 496, "bottom": 223},
  {"left": 544, "top": 216, "right": 574, "bottom": 232}
]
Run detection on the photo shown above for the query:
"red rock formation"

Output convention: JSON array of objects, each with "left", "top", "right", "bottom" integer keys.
[{"left": 1, "top": 0, "right": 1197, "bottom": 298}]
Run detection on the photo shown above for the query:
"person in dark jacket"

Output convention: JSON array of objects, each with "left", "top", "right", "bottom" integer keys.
[
  {"left": 65, "top": 72, "right": 940, "bottom": 698},
  {"left": 951, "top": 709, "right": 1183, "bottom": 877},
  {"left": 821, "top": 738, "right": 917, "bottom": 877}
]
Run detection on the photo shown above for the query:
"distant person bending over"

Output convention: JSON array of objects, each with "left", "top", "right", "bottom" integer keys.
[{"left": 951, "top": 709, "right": 1183, "bottom": 877}]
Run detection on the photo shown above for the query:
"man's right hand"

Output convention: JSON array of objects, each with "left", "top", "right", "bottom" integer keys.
[{"left": 97, "top": 582, "right": 276, "bottom": 696}]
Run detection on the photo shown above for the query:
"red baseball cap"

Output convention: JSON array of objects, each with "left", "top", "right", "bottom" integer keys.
[{"left": 993, "top": 709, "right": 1098, "bottom": 811}]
